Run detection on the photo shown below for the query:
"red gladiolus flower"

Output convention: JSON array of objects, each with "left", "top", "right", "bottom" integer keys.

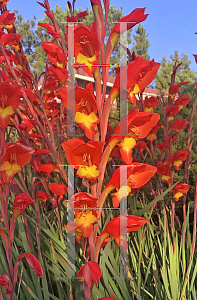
[
  {"left": 106, "top": 163, "right": 157, "bottom": 208},
  {"left": 165, "top": 106, "right": 179, "bottom": 122},
  {"left": 135, "top": 141, "right": 148, "bottom": 153},
  {"left": 69, "top": 192, "right": 98, "bottom": 237},
  {"left": 0, "top": 143, "right": 34, "bottom": 183},
  {"left": 0, "top": 32, "right": 21, "bottom": 51},
  {"left": 174, "top": 94, "right": 191, "bottom": 110},
  {"left": 146, "top": 123, "right": 160, "bottom": 142},
  {"left": 171, "top": 150, "right": 189, "bottom": 171},
  {"left": 156, "top": 142, "right": 167, "bottom": 152},
  {"left": 144, "top": 96, "right": 159, "bottom": 112},
  {"left": 38, "top": 23, "right": 61, "bottom": 38},
  {"left": 57, "top": 85, "right": 99, "bottom": 140},
  {"left": 173, "top": 184, "right": 190, "bottom": 201},
  {"left": 48, "top": 183, "right": 67, "bottom": 202},
  {"left": 15, "top": 253, "right": 43, "bottom": 277},
  {"left": 0, "top": 83, "right": 21, "bottom": 128},
  {"left": 100, "top": 215, "right": 149, "bottom": 251},
  {"left": 14, "top": 193, "right": 35, "bottom": 218},
  {"left": 110, "top": 57, "right": 160, "bottom": 106},
  {"left": 104, "top": 8, "right": 148, "bottom": 82},
  {"left": 0, "top": 10, "right": 15, "bottom": 30},
  {"left": 109, "top": 110, "right": 160, "bottom": 164},
  {"left": 74, "top": 23, "right": 100, "bottom": 77},
  {"left": 38, "top": 164, "right": 59, "bottom": 178},
  {"left": 47, "top": 64, "right": 68, "bottom": 85},
  {"left": 62, "top": 139, "right": 104, "bottom": 181},
  {"left": 169, "top": 82, "right": 189, "bottom": 101},
  {"left": 41, "top": 42, "right": 67, "bottom": 68},
  {"left": 36, "top": 190, "right": 48, "bottom": 203},
  {"left": 34, "top": 148, "right": 51, "bottom": 156},
  {"left": 169, "top": 119, "right": 188, "bottom": 132},
  {"left": 77, "top": 261, "right": 101, "bottom": 288},
  {"left": 156, "top": 162, "right": 171, "bottom": 184}
]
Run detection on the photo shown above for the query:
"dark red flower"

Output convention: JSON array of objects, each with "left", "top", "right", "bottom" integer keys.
[
  {"left": 14, "top": 193, "right": 35, "bottom": 218},
  {"left": 77, "top": 261, "right": 101, "bottom": 288}
]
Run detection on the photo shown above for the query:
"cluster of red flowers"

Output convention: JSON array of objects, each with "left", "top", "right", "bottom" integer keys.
[{"left": 0, "top": 0, "right": 194, "bottom": 297}]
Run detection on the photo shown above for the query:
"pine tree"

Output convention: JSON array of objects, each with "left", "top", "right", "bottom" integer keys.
[
  {"left": 131, "top": 23, "right": 150, "bottom": 60},
  {"left": 154, "top": 50, "right": 197, "bottom": 91}
]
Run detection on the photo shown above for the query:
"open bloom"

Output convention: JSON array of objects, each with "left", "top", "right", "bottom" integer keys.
[
  {"left": 0, "top": 83, "right": 21, "bottom": 128},
  {"left": 100, "top": 215, "right": 149, "bottom": 251},
  {"left": 174, "top": 94, "right": 191, "bottom": 110},
  {"left": 109, "top": 109, "right": 160, "bottom": 164},
  {"left": 41, "top": 42, "right": 67, "bottom": 68},
  {"left": 68, "top": 192, "right": 98, "bottom": 237},
  {"left": 104, "top": 8, "right": 148, "bottom": 84},
  {"left": 106, "top": 163, "right": 157, "bottom": 208},
  {"left": 74, "top": 23, "right": 100, "bottom": 77},
  {"left": 169, "top": 119, "right": 188, "bottom": 133},
  {"left": 57, "top": 84, "right": 99, "bottom": 139},
  {"left": 0, "top": 10, "right": 15, "bottom": 30},
  {"left": 0, "top": 143, "right": 34, "bottom": 183},
  {"left": 173, "top": 184, "right": 190, "bottom": 201},
  {"left": 62, "top": 138, "right": 104, "bottom": 181},
  {"left": 171, "top": 150, "right": 189, "bottom": 171},
  {"left": 109, "top": 57, "right": 160, "bottom": 106},
  {"left": 169, "top": 82, "right": 189, "bottom": 101},
  {"left": 144, "top": 96, "right": 159, "bottom": 112},
  {"left": 14, "top": 193, "right": 35, "bottom": 218}
]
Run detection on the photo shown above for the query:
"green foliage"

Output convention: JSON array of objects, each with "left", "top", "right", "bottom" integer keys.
[
  {"left": 155, "top": 50, "right": 197, "bottom": 90},
  {"left": 131, "top": 24, "right": 150, "bottom": 60}
]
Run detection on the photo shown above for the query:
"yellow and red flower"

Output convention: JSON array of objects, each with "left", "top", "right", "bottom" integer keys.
[
  {"left": 169, "top": 82, "right": 189, "bottom": 102},
  {"left": 171, "top": 150, "right": 189, "bottom": 171},
  {"left": 110, "top": 57, "right": 160, "bottom": 106},
  {"left": 41, "top": 42, "right": 67, "bottom": 68},
  {"left": 104, "top": 8, "right": 148, "bottom": 83},
  {"left": 62, "top": 139, "right": 104, "bottom": 181},
  {"left": 69, "top": 192, "right": 98, "bottom": 237},
  {"left": 74, "top": 23, "right": 100, "bottom": 77},
  {"left": 106, "top": 163, "right": 157, "bottom": 208},
  {"left": 14, "top": 193, "right": 35, "bottom": 219},
  {"left": 57, "top": 84, "right": 99, "bottom": 139},
  {"left": 144, "top": 96, "right": 159, "bottom": 112},
  {"left": 173, "top": 184, "right": 190, "bottom": 201},
  {"left": 0, "top": 143, "right": 34, "bottom": 183},
  {"left": 174, "top": 94, "right": 191, "bottom": 110},
  {"left": 0, "top": 10, "right": 15, "bottom": 30},
  {"left": 109, "top": 110, "right": 160, "bottom": 164},
  {"left": 156, "top": 162, "right": 171, "bottom": 184},
  {"left": 0, "top": 83, "right": 21, "bottom": 128},
  {"left": 99, "top": 215, "right": 149, "bottom": 251}
]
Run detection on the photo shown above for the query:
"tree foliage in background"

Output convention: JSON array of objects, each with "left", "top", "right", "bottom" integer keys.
[
  {"left": 131, "top": 23, "right": 150, "bottom": 60},
  {"left": 155, "top": 50, "right": 197, "bottom": 90},
  {"left": 14, "top": 5, "right": 133, "bottom": 75}
]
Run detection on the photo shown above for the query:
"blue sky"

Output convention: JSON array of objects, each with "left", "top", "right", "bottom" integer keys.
[{"left": 7, "top": 0, "right": 197, "bottom": 73}]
